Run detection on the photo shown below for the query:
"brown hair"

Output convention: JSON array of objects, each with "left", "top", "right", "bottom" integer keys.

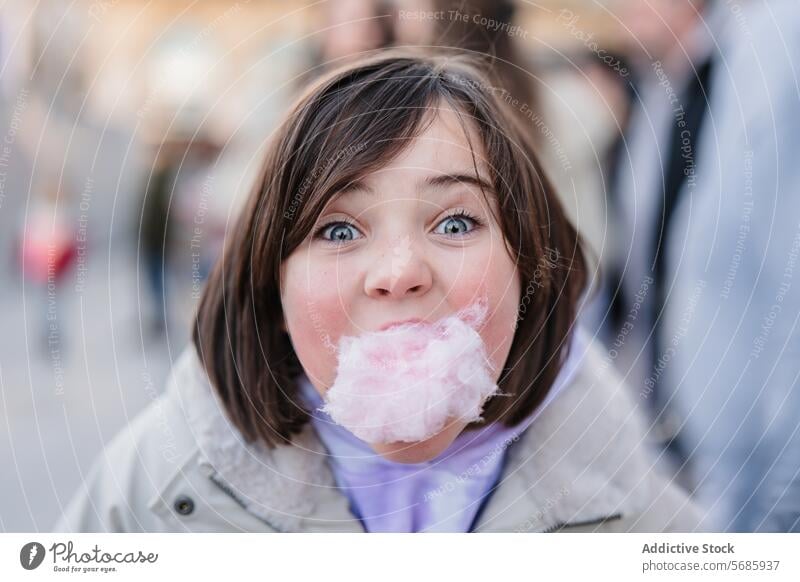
[{"left": 193, "top": 50, "right": 587, "bottom": 448}]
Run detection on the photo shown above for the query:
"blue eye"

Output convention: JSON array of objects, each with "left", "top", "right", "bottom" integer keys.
[
  {"left": 313, "top": 209, "right": 483, "bottom": 246},
  {"left": 314, "top": 219, "right": 363, "bottom": 245},
  {"left": 434, "top": 210, "right": 483, "bottom": 237}
]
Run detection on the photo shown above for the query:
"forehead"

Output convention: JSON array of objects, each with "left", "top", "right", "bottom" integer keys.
[
  {"left": 328, "top": 105, "right": 497, "bottom": 210},
  {"left": 382, "top": 105, "right": 489, "bottom": 176}
]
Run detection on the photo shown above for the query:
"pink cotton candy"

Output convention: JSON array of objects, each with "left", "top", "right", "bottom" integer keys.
[{"left": 320, "top": 298, "right": 500, "bottom": 444}]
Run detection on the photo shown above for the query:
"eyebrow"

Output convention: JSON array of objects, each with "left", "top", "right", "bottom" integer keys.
[
  {"left": 336, "top": 172, "right": 494, "bottom": 198},
  {"left": 425, "top": 173, "right": 494, "bottom": 193}
]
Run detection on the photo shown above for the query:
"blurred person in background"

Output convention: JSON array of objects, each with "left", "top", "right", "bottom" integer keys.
[
  {"left": 19, "top": 181, "right": 76, "bottom": 353},
  {"left": 138, "top": 141, "right": 182, "bottom": 337},
  {"left": 416, "top": 0, "right": 537, "bottom": 117},
  {"left": 602, "top": 0, "right": 721, "bottom": 474},
  {"left": 394, "top": 0, "right": 539, "bottom": 128},
  {"left": 138, "top": 133, "right": 224, "bottom": 337},
  {"left": 293, "top": 0, "right": 395, "bottom": 91},
  {"left": 605, "top": 0, "right": 800, "bottom": 532},
  {"left": 652, "top": 0, "right": 800, "bottom": 531},
  {"left": 312, "top": 0, "right": 395, "bottom": 70},
  {"left": 171, "top": 135, "right": 224, "bottom": 286}
]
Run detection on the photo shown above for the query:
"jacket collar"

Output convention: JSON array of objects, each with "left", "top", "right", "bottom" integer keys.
[
  {"left": 169, "top": 336, "right": 651, "bottom": 532},
  {"left": 170, "top": 347, "right": 360, "bottom": 532},
  {"left": 471, "top": 340, "right": 653, "bottom": 532}
]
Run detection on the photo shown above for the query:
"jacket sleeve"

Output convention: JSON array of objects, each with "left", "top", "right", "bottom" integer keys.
[
  {"left": 51, "top": 395, "right": 182, "bottom": 533},
  {"left": 52, "top": 445, "right": 138, "bottom": 532}
]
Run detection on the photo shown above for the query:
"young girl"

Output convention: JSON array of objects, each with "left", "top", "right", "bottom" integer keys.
[{"left": 55, "top": 52, "right": 706, "bottom": 533}]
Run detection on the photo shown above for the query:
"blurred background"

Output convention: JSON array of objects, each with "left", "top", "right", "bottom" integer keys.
[{"left": 1, "top": 0, "right": 799, "bottom": 532}]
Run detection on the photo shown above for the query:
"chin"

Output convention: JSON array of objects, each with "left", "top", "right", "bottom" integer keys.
[{"left": 370, "top": 420, "right": 467, "bottom": 464}]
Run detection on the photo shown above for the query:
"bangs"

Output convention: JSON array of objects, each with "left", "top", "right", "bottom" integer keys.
[{"left": 277, "top": 55, "right": 503, "bottom": 256}]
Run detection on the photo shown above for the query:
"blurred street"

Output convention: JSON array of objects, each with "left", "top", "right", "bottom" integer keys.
[{"left": 0, "top": 111, "right": 191, "bottom": 531}]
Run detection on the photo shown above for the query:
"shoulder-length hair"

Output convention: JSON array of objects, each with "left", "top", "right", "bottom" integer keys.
[{"left": 193, "top": 50, "right": 587, "bottom": 448}]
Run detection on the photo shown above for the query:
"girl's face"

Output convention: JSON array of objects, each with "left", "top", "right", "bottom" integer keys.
[{"left": 280, "top": 106, "right": 522, "bottom": 463}]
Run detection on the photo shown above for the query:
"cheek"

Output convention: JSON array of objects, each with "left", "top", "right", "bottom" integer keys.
[
  {"left": 442, "top": 243, "right": 521, "bottom": 379},
  {"left": 483, "top": 259, "right": 521, "bottom": 379},
  {"left": 281, "top": 260, "right": 351, "bottom": 389}
]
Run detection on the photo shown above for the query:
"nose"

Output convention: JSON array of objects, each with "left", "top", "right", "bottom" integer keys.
[{"left": 364, "top": 234, "right": 433, "bottom": 298}]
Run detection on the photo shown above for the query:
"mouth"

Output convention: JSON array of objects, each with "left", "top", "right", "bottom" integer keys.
[
  {"left": 323, "top": 297, "right": 498, "bottom": 444},
  {"left": 377, "top": 318, "right": 428, "bottom": 332}
]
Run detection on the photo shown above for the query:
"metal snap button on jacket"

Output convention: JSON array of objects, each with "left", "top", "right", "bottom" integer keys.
[{"left": 173, "top": 495, "right": 195, "bottom": 516}]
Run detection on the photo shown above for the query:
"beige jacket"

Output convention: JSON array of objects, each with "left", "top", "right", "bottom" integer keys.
[{"left": 54, "top": 341, "right": 707, "bottom": 532}]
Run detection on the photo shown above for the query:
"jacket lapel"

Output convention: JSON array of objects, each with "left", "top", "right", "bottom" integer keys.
[
  {"left": 472, "top": 346, "right": 652, "bottom": 532},
  {"left": 172, "top": 348, "right": 363, "bottom": 532}
]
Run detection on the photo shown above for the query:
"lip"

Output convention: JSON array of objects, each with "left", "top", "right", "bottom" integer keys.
[{"left": 378, "top": 318, "right": 428, "bottom": 332}]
